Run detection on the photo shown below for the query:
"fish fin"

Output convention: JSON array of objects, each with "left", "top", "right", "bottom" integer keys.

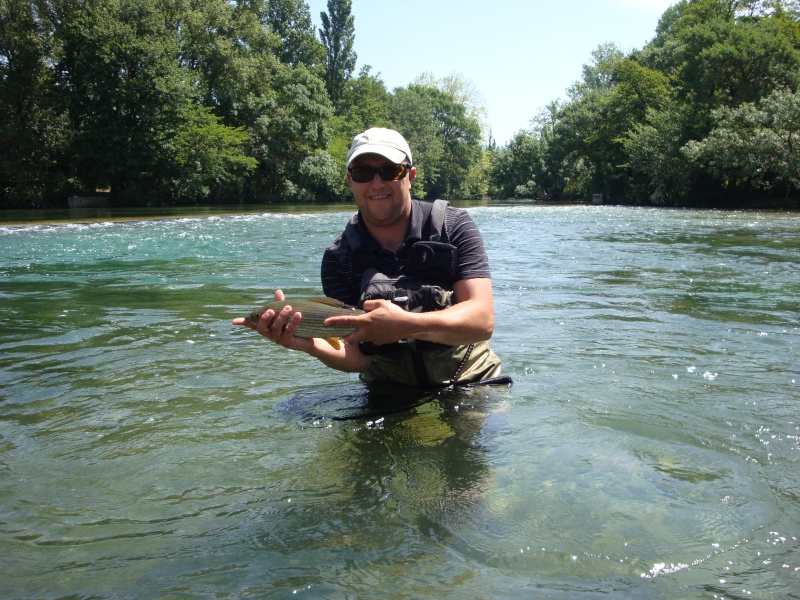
[
  {"left": 322, "top": 337, "right": 341, "bottom": 350},
  {"left": 307, "top": 297, "right": 357, "bottom": 311},
  {"left": 410, "top": 306, "right": 424, "bottom": 313}
]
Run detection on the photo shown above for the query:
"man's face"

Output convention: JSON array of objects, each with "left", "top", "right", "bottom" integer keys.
[{"left": 347, "top": 153, "right": 416, "bottom": 230}]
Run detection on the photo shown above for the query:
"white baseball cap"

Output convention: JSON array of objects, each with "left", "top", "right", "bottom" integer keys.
[{"left": 346, "top": 127, "right": 413, "bottom": 168}]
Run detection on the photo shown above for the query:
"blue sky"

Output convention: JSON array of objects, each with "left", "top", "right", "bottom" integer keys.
[{"left": 305, "top": 0, "right": 676, "bottom": 145}]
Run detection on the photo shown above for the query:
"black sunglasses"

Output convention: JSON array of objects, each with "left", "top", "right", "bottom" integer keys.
[{"left": 348, "top": 163, "right": 412, "bottom": 183}]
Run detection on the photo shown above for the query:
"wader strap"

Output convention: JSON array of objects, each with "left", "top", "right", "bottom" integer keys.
[
  {"left": 343, "top": 215, "right": 367, "bottom": 271},
  {"left": 424, "top": 199, "right": 448, "bottom": 242}
]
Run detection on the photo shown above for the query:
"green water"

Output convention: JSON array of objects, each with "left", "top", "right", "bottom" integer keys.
[{"left": 1, "top": 205, "right": 798, "bottom": 598}]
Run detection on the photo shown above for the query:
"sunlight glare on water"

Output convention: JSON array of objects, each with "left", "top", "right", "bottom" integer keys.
[{"left": 1, "top": 205, "right": 798, "bottom": 598}]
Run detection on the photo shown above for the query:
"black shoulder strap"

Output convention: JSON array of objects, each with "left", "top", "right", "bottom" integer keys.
[
  {"left": 343, "top": 213, "right": 371, "bottom": 274},
  {"left": 343, "top": 213, "right": 364, "bottom": 253},
  {"left": 421, "top": 199, "right": 449, "bottom": 242}
]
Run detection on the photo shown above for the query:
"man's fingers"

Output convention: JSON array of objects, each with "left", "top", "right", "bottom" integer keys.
[
  {"left": 324, "top": 315, "right": 357, "bottom": 328},
  {"left": 283, "top": 311, "right": 302, "bottom": 336}
]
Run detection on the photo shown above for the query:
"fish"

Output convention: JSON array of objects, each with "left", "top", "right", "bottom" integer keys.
[{"left": 245, "top": 297, "right": 364, "bottom": 350}]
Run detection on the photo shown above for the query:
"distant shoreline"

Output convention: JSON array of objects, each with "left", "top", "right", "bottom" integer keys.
[{"left": 3, "top": 200, "right": 798, "bottom": 228}]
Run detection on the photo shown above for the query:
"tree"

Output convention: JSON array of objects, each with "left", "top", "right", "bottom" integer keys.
[
  {"left": 171, "top": 105, "right": 257, "bottom": 203},
  {"left": 260, "top": 0, "right": 325, "bottom": 68},
  {"left": 670, "top": 0, "right": 800, "bottom": 141},
  {"left": 0, "top": 0, "right": 66, "bottom": 207},
  {"left": 50, "top": 0, "right": 266, "bottom": 205},
  {"left": 52, "top": 0, "right": 195, "bottom": 202},
  {"left": 592, "top": 59, "right": 672, "bottom": 202},
  {"left": 622, "top": 105, "right": 694, "bottom": 205},
  {"left": 179, "top": 0, "right": 280, "bottom": 125},
  {"left": 625, "top": 0, "right": 800, "bottom": 204},
  {"left": 542, "top": 0, "right": 800, "bottom": 205},
  {"left": 488, "top": 102, "right": 563, "bottom": 200},
  {"left": 319, "top": 0, "right": 356, "bottom": 112},
  {"left": 489, "top": 131, "right": 543, "bottom": 199},
  {"left": 390, "top": 85, "right": 444, "bottom": 198},
  {"left": 683, "top": 87, "right": 800, "bottom": 194},
  {"left": 415, "top": 72, "right": 489, "bottom": 142},
  {"left": 390, "top": 83, "right": 483, "bottom": 199},
  {"left": 567, "top": 42, "right": 625, "bottom": 100},
  {"left": 548, "top": 43, "right": 626, "bottom": 200},
  {"left": 247, "top": 63, "right": 334, "bottom": 202}
]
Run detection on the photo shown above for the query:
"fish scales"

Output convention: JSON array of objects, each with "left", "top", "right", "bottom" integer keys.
[{"left": 246, "top": 297, "right": 363, "bottom": 342}]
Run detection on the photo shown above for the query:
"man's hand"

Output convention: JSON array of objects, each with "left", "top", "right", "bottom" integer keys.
[
  {"left": 328, "top": 299, "right": 413, "bottom": 347},
  {"left": 231, "top": 289, "right": 314, "bottom": 352}
]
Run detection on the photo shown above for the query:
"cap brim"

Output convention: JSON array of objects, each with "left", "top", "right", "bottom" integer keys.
[{"left": 347, "top": 145, "right": 408, "bottom": 168}]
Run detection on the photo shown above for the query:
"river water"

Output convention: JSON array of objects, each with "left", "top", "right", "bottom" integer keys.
[{"left": 1, "top": 204, "right": 798, "bottom": 598}]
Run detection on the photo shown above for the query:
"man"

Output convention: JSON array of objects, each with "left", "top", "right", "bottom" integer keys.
[{"left": 234, "top": 127, "right": 504, "bottom": 386}]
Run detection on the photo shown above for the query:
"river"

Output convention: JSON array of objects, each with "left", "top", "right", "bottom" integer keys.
[{"left": 1, "top": 204, "right": 798, "bottom": 598}]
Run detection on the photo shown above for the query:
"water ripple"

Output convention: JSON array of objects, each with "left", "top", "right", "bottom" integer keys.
[{"left": 1, "top": 206, "right": 798, "bottom": 598}]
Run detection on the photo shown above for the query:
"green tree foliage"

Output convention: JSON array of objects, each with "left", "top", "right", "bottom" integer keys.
[
  {"left": 416, "top": 72, "right": 489, "bottom": 142},
  {"left": 414, "top": 73, "right": 489, "bottom": 198},
  {"left": 670, "top": 0, "right": 800, "bottom": 135},
  {"left": 179, "top": 0, "right": 333, "bottom": 202},
  {"left": 622, "top": 105, "right": 694, "bottom": 204},
  {"left": 489, "top": 102, "right": 561, "bottom": 200},
  {"left": 549, "top": 43, "right": 626, "bottom": 200},
  {"left": 0, "top": 0, "right": 66, "bottom": 207},
  {"left": 260, "top": 0, "right": 325, "bottom": 68},
  {"left": 319, "top": 0, "right": 355, "bottom": 113},
  {"left": 489, "top": 131, "right": 542, "bottom": 199},
  {"left": 390, "top": 83, "right": 483, "bottom": 200},
  {"left": 171, "top": 105, "right": 257, "bottom": 203},
  {"left": 247, "top": 63, "right": 334, "bottom": 202},
  {"left": 684, "top": 87, "right": 800, "bottom": 193},
  {"left": 179, "top": 0, "right": 278, "bottom": 121},
  {"left": 0, "top": 0, "right": 336, "bottom": 207},
  {"left": 389, "top": 84, "right": 444, "bottom": 198},
  {"left": 0, "top": 0, "right": 484, "bottom": 208},
  {"left": 8, "top": 0, "right": 797, "bottom": 209},
  {"left": 489, "top": 0, "right": 800, "bottom": 206},
  {"left": 52, "top": 0, "right": 199, "bottom": 203}
]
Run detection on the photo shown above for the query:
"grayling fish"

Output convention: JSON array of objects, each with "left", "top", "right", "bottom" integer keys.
[{"left": 246, "top": 297, "right": 364, "bottom": 349}]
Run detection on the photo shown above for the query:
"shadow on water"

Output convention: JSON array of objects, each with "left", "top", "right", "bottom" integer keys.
[
  {"left": 277, "top": 381, "right": 510, "bottom": 423},
  {"left": 249, "top": 382, "right": 518, "bottom": 597}
]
